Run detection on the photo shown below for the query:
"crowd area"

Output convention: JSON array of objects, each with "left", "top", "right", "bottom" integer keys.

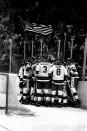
[
  {"left": 0, "top": 20, "right": 86, "bottom": 66},
  {"left": 15, "top": 22, "right": 86, "bottom": 66}
]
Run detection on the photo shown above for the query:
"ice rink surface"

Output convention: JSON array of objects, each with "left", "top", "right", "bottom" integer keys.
[{"left": 0, "top": 106, "right": 87, "bottom": 131}]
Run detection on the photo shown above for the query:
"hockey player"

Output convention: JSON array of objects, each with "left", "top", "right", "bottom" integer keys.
[
  {"left": 18, "top": 59, "right": 33, "bottom": 104},
  {"left": 66, "top": 58, "right": 80, "bottom": 107},
  {"left": 35, "top": 55, "right": 52, "bottom": 106},
  {"left": 18, "top": 61, "right": 24, "bottom": 103},
  {"left": 30, "top": 57, "right": 38, "bottom": 105},
  {"left": 49, "top": 59, "right": 69, "bottom": 107}
]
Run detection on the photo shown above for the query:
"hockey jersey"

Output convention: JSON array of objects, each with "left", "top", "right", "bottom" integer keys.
[
  {"left": 49, "top": 64, "right": 68, "bottom": 83},
  {"left": 18, "top": 64, "right": 33, "bottom": 79},
  {"left": 36, "top": 61, "right": 52, "bottom": 82}
]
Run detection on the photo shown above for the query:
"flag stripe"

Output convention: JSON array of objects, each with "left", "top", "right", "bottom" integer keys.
[{"left": 25, "top": 22, "right": 53, "bottom": 35}]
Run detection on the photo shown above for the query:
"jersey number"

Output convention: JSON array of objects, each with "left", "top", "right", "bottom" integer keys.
[
  {"left": 43, "top": 66, "right": 47, "bottom": 73},
  {"left": 56, "top": 69, "right": 60, "bottom": 75}
]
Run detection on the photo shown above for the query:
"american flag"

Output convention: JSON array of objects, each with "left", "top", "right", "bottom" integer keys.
[
  {"left": 23, "top": 21, "right": 33, "bottom": 31},
  {"left": 25, "top": 22, "right": 53, "bottom": 36}
]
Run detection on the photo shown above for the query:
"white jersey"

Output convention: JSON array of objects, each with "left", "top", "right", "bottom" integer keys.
[
  {"left": 49, "top": 64, "right": 68, "bottom": 81},
  {"left": 18, "top": 65, "right": 32, "bottom": 79},
  {"left": 36, "top": 61, "right": 52, "bottom": 82},
  {"left": 18, "top": 66, "right": 24, "bottom": 79}
]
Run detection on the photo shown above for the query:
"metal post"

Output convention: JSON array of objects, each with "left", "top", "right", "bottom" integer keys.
[
  {"left": 31, "top": 40, "right": 34, "bottom": 57},
  {"left": 64, "top": 33, "right": 67, "bottom": 59},
  {"left": 24, "top": 41, "right": 26, "bottom": 59},
  {"left": 6, "top": 38, "right": 12, "bottom": 114},
  {"left": 70, "top": 38, "right": 74, "bottom": 59},
  {"left": 9, "top": 38, "right": 12, "bottom": 73},
  {"left": 5, "top": 74, "right": 9, "bottom": 114},
  {"left": 82, "top": 36, "right": 87, "bottom": 80},
  {"left": 57, "top": 39, "right": 61, "bottom": 58},
  {"left": 40, "top": 39, "right": 43, "bottom": 57}
]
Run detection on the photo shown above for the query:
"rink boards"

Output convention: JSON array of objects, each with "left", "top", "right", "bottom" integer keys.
[
  {"left": 77, "top": 81, "right": 87, "bottom": 108},
  {"left": 0, "top": 73, "right": 87, "bottom": 108},
  {"left": 0, "top": 73, "right": 20, "bottom": 108}
]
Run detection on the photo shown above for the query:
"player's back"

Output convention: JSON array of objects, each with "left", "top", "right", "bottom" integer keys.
[
  {"left": 51, "top": 64, "right": 67, "bottom": 80},
  {"left": 36, "top": 61, "right": 51, "bottom": 77}
]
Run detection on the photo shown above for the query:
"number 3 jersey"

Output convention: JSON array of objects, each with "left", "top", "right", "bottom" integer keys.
[
  {"left": 49, "top": 64, "right": 68, "bottom": 81},
  {"left": 36, "top": 62, "right": 52, "bottom": 82}
]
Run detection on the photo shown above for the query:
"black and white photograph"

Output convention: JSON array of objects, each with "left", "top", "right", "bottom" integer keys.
[{"left": 0, "top": 0, "right": 87, "bottom": 131}]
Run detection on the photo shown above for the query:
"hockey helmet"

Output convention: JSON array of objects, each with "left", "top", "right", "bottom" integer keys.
[
  {"left": 42, "top": 54, "right": 47, "bottom": 61},
  {"left": 24, "top": 59, "right": 29, "bottom": 65},
  {"left": 55, "top": 58, "right": 62, "bottom": 65}
]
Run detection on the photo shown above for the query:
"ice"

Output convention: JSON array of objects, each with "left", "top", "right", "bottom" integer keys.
[{"left": 0, "top": 105, "right": 87, "bottom": 131}]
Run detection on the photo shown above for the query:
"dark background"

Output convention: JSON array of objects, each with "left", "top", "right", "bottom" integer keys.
[
  {"left": 1, "top": 0, "right": 87, "bottom": 25},
  {"left": 0, "top": 0, "right": 86, "bottom": 73}
]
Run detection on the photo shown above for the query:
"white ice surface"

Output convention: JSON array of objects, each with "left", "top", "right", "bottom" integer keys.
[{"left": 0, "top": 106, "right": 87, "bottom": 131}]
